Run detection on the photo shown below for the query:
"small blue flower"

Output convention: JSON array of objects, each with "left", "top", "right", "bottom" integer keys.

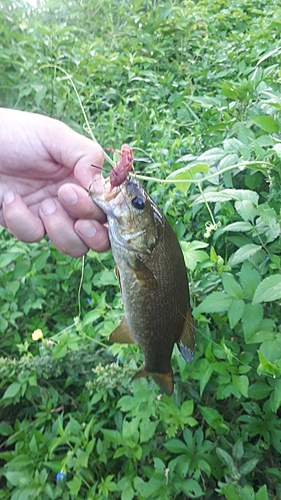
[
  {"left": 141, "top": 139, "right": 145, "bottom": 144},
  {"left": 86, "top": 297, "right": 91, "bottom": 304},
  {"left": 180, "top": 147, "right": 186, "bottom": 153},
  {"left": 56, "top": 472, "right": 67, "bottom": 482},
  {"left": 116, "top": 355, "right": 121, "bottom": 363},
  {"left": 175, "top": 191, "right": 179, "bottom": 196},
  {"left": 214, "top": 215, "right": 219, "bottom": 220},
  {"left": 167, "top": 159, "right": 171, "bottom": 164},
  {"left": 153, "top": 196, "right": 159, "bottom": 202},
  {"left": 175, "top": 221, "right": 179, "bottom": 225},
  {"left": 193, "top": 222, "right": 199, "bottom": 227},
  {"left": 117, "top": 131, "right": 121, "bottom": 137},
  {"left": 77, "top": 374, "right": 81, "bottom": 379},
  {"left": 265, "top": 255, "right": 269, "bottom": 261}
]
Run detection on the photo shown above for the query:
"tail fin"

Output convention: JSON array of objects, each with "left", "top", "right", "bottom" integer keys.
[{"left": 132, "top": 365, "right": 174, "bottom": 396}]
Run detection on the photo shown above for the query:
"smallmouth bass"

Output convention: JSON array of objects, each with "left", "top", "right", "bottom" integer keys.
[{"left": 91, "top": 176, "right": 195, "bottom": 395}]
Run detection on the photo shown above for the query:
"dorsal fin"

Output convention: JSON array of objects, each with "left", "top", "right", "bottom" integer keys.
[{"left": 177, "top": 309, "right": 195, "bottom": 363}]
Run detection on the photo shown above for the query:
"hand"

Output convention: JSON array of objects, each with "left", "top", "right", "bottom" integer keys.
[{"left": 0, "top": 108, "right": 109, "bottom": 257}]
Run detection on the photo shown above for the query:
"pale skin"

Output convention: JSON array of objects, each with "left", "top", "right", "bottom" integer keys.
[{"left": 0, "top": 108, "right": 110, "bottom": 257}]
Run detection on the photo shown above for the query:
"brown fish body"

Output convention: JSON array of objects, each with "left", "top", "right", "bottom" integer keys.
[{"left": 92, "top": 177, "right": 194, "bottom": 395}]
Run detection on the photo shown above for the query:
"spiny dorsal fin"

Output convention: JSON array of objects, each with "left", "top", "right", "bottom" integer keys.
[{"left": 177, "top": 309, "right": 195, "bottom": 363}]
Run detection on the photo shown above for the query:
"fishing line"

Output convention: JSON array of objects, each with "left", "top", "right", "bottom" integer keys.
[{"left": 43, "top": 66, "right": 278, "bottom": 388}]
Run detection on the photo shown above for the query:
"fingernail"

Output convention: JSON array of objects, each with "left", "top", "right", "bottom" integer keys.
[
  {"left": 77, "top": 220, "right": 97, "bottom": 238},
  {"left": 59, "top": 187, "right": 78, "bottom": 206},
  {"left": 41, "top": 199, "right": 57, "bottom": 215},
  {"left": 4, "top": 191, "right": 15, "bottom": 205}
]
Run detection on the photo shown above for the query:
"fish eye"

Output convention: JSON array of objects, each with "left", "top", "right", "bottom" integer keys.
[{"left": 132, "top": 196, "right": 145, "bottom": 210}]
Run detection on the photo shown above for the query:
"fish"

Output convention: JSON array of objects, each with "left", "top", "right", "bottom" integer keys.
[{"left": 90, "top": 175, "right": 195, "bottom": 396}]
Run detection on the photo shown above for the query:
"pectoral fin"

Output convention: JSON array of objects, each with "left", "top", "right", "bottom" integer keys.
[
  {"left": 132, "top": 365, "right": 174, "bottom": 396},
  {"left": 110, "top": 316, "right": 136, "bottom": 344},
  {"left": 134, "top": 256, "right": 157, "bottom": 284},
  {"left": 177, "top": 309, "right": 195, "bottom": 363}
]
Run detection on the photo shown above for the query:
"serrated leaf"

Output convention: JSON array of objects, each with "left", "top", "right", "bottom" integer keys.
[
  {"left": 228, "top": 244, "right": 262, "bottom": 266},
  {"left": 242, "top": 303, "right": 263, "bottom": 341},
  {"left": 166, "top": 163, "right": 209, "bottom": 193},
  {"left": 221, "top": 221, "right": 253, "bottom": 233},
  {"left": 250, "top": 115, "right": 279, "bottom": 133},
  {"left": 192, "top": 188, "right": 259, "bottom": 206},
  {"left": 253, "top": 275, "right": 281, "bottom": 303},
  {"left": 222, "top": 273, "right": 243, "bottom": 298},
  {"left": 240, "top": 261, "right": 261, "bottom": 298},
  {"left": 234, "top": 200, "right": 257, "bottom": 222},
  {"left": 194, "top": 292, "right": 233, "bottom": 315},
  {"left": 228, "top": 299, "right": 245, "bottom": 328}
]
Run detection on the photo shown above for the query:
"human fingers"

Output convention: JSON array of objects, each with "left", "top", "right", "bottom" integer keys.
[
  {"left": 39, "top": 198, "right": 89, "bottom": 257},
  {"left": 2, "top": 192, "right": 45, "bottom": 242},
  {"left": 58, "top": 182, "right": 107, "bottom": 223},
  {"left": 75, "top": 219, "right": 110, "bottom": 253}
]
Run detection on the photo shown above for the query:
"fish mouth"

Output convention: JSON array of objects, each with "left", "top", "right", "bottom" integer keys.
[{"left": 89, "top": 177, "right": 128, "bottom": 217}]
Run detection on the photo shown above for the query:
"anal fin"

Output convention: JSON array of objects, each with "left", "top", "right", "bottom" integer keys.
[{"left": 110, "top": 316, "right": 136, "bottom": 344}]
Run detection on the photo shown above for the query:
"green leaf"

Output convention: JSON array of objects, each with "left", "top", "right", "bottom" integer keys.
[
  {"left": 253, "top": 275, "right": 281, "bottom": 303},
  {"left": 3, "top": 382, "right": 21, "bottom": 399},
  {"left": 250, "top": 115, "right": 279, "bottom": 133},
  {"left": 181, "top": 479, "right": 203, "bottom": 498},
  {"left": 242, "top": 303, "right": 263, "bottom": 341},
  {"left": 234, "top": 200, "right": 257, "bottom": 222},
  {"left": 222, "top": 273, "right": 243, "bottom": 298},
  {"left": 239, "top": 457, "right": 259, "bottom": 475},
  {"left": 199, "top": 406, "right": 228, "bottom": 431},
  {"left": 256, "top": 485, "right": 269, "bottom": 500},
  {"left": 270, "top": 381, "right": 281, "bottom": 412},
  {"left": 240, "top": 261, "right": 261, "bottom": 299},
  {"left": 228, "top": 299, "right": 245, "bottom": 329},
  {"left": 166, "top": 163, "right": 209, "bottom": 193},
  {"left": 232, "top": 438, "right": 244, "bottom": 461},
  {"left": 165, "top": 439, "right": 187, "bottom": 454},
  {"left": 67, "top": 476, "right": 82, "bottom": 495},
  {"left": 194, "top": 292, "right": 232, "bottom": 315},
  {"left": 232, "top": 375, "right": 249, "bottom": 398},
  {"left": 228, "top": 244, "right": 262, "bottom": 266},
  {"left": 216, "top": 448, "right": 240, "bottom": 480},
  {"left": 257, "top": 351, "right": 280, "bottom": 377},
  {"left": 199, "top": 359, "right": 213, "bottom": 396},
  {"left": 101, "top": 429, "right": 122, "bottom": 445},
  {"left": 221, "top": 221, "right": 253, "bottom": 233}
]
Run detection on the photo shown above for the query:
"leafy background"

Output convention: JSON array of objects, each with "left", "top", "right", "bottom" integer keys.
[{"left": 1, "top": 0, "right": 281, "bottom": 498}]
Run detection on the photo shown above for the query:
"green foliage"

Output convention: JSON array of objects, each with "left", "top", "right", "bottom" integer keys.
[{"left": 1, "top": 0, "right": 281, "bottom": 498}]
